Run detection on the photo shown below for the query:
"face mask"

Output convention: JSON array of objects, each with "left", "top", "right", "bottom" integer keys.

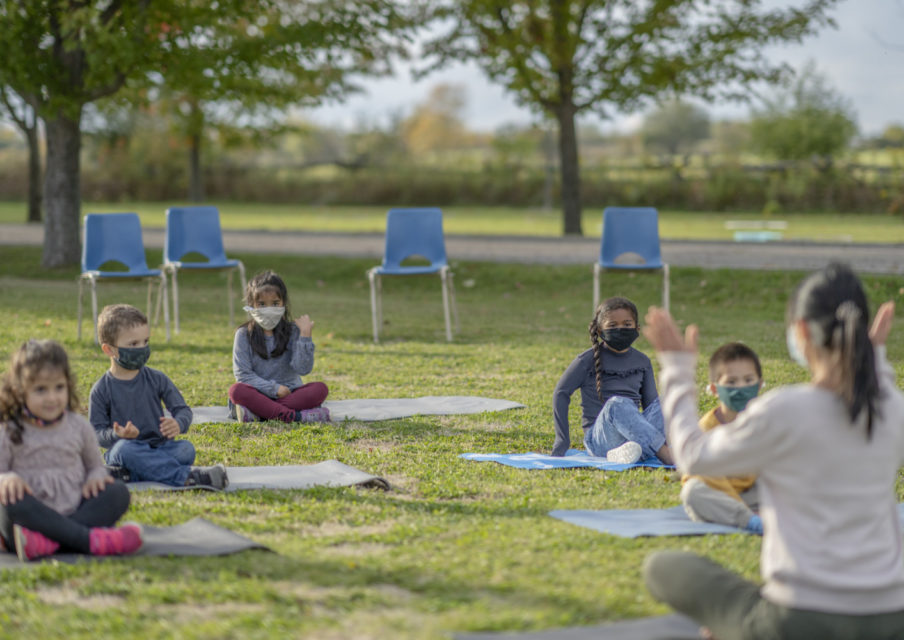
[
  {"left": 786, "top": 325, "right": 809, "bottom": 367},
  {"left": 244, "top": 305, "right": 285, "bottom": 331},
  {"left": 715, "top": 382, "right": 760, "bottom": 413},
  {"left": 115, "top": 345, "right": 150, "bottom": 370},
  {"left": 601, "top": 327, "right": 639, "bottom": 351}
]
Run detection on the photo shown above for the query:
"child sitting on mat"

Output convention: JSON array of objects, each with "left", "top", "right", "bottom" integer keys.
[
  {"left": 228, "top": 270, "right": 330, "bottom": 424},
  {"left": 552, "top": 296, "right": 673, "bottom": 465},
  {"left": 89, "top": 304, "right": 228, "bottom": 490},
  {"left": 643, "top": 263, "right": 904, "bottom": 638},
  {"left": 0, "top": 339, "right": 141, "bottom": 561},
  {"left": 681, "top": 342, "right": 763, "bottom": 534}
]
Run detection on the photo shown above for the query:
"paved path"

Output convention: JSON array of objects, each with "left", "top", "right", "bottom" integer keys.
[{"left": 3, "top": 223, "right": 903, "bottom": 274}]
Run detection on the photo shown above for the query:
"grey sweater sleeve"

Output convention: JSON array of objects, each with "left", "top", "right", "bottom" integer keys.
[
  {"left": 232, "top": 329, "right": 280, "bottom": 397},
  {"left": 552, "top": 353, "right": 590, "bottom": 457},
  {"left": 290, "top": 335, "right": 315, "bottom": 377},
  {"left": 88, "top": 378, "right": 116, "bottom": 449},
  {"left": 157, "top": 372, "right": 193, "bottom": 433}
]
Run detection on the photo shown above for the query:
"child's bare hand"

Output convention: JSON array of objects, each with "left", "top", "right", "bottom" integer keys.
[
  {"left": 0, "top": 474, "right": 32, "bottom": 505},
  {"left": 82, "top": 475, "right": 113, "bottom": 499},
  {"left": 159, "top": 416, "right": 180, "bottom": 439},
  {"left": 870, "top": 301, "right": 895, "bottom": 347},
  {"left": 295, "top": 314, "right": 314, "bottom": 337},
  {"left": 113, "top": 421, "right": 140, "bottom": 439},
  {"left": 276, "top": 385, "right": 290, "bottom": 398},
  {"left": 643, "top": 307, "right": 698, "bottom": 354}
]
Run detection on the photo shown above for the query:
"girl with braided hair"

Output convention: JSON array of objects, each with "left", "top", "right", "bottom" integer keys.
[{"left": 551, "top": 296, "right": 673, "bottom": 465}]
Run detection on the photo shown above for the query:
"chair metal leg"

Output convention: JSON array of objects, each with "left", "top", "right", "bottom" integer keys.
[
  {"left": 368, "top": 269, "right": 380, "bottom": 343},
  {"left": 77, "top": 277, "right": 84, "bottom": 340},
  {"left": 170, "top": 266, "right": 181, "bottom": 334},
  {"left": 440, "top": 267, "right": 453, "bottom": 342},
  {"left": 448, "top": 270, "right": 460, "bottom": 332},
  {"left": 90, "top": 279, "right": 99, "bottom": 344},
  {"left": 236, "top": 261, "right": 247, "bottom": 324},
  {"left": 592, "top": 263, "right": 601, "bottom": 312},
  {"left": 160, "top": 273, "right": 170, "bottom": 341},
  {"left": 663, "top": 264, "right": 671, "bottom": 313},
  {"left": 146, "top": 279, "right": 153, "bottom": 323},
  {"left": 153, "top": 277, "right": 163, "bottom": 327}
]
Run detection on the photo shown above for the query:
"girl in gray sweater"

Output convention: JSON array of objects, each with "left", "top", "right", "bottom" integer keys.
[
  {"left": 228, "top": 270, "right": 329, "bottom": 423},
  {"left": 0, "top": 340, "right": 141, "bottom": 561}
]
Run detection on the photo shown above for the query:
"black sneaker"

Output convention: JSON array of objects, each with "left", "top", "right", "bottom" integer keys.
[
  {"left": 185, "top": 464, "right": 229, "bottom": 490},
  {"left": 105, "top": 465, "right": 131, "bottom": 483}
]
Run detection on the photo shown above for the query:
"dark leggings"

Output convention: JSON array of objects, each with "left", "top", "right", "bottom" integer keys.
[
  {"left": 228, "top": 381, "right": 329, "bottom": 422},
  {"left": 0, "top": 481, "right": 130, "bottom": 554}
]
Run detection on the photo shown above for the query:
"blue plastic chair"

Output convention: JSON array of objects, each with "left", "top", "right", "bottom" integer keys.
[
  {"left": 594, "top": 207, "right": 670, "bottom": 312},
  {"left": 78, "top": 213, "right": 170, "bottom": 342},
  {"left": 163, "top": 206, "right": 246, "bottom": 333},
  {"left": 367, "top": 208, "right": 459, "bottom": 342}
]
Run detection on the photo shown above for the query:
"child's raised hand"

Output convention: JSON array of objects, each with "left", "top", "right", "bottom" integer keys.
[
  {"left": 159, "top": 416, "right": 180, "bottom": 439},
  {"left": 295, "top": 314, "right": 314, "bottom": 337},
  {"left": 82, "top": 475, "right": 113, "bottom": 499},
  {"left": 643, "top": 307, "right": 699, "bottom": 354},
  {"left": 0, "top": 473, "right": 32, "bottom": 505},
  {"left": 870, "top": 301, "right": 895, "bottom": 347},
  {"left": 113, "top": 421, "right": 139, "bottom": 439}
]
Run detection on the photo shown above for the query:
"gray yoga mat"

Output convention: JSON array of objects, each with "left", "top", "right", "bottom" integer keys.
[
  {"left": 190, "top": 395, "right": 526, "bottom": 424},
  {"left": 128, "top": 460, "right": 390, "bottom": 492},
  {"left": 455, "top": 614, "right": 701, "bottom": 640},
  {"left": 0, "top": 517, "right": 268, "bottom": 569},
  {"left": 549, "top": 506, "right": 751, "bottom": 538}
]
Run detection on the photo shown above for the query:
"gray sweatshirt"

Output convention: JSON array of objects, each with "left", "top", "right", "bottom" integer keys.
[
  {"left": 659, "top": 346, "right": 904, "bottom": 614},
  {"left": 232, "top": 325, "right": 315, "bottom": 398},
  {"left": 89, "top": 367, "right": 192, "bottom": 449}
]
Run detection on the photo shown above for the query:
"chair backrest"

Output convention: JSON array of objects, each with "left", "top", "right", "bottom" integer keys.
[
  {"left": 164, "top": 206, "right": 228, "bottom": 264},
  {"left": 599, "top": 207, "right": 663, "bottom": 268},
  {"left": 381, "top": 208, "right": 448, "bottom": 270},
  {"left": 81, "top": 213, "right": 151, "bottom": 273}
]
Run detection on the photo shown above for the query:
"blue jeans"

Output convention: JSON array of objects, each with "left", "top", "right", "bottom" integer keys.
[
  {"left": 105, "top": 439, "right": 196, "bottom": 486},
  {"left": 584, "top": 396, "right": 666, "bottom": 460}
]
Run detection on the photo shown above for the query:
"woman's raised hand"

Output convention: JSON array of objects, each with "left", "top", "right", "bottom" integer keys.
[{"left": 870, "top": 301, "right": 895, "bottom": 347}]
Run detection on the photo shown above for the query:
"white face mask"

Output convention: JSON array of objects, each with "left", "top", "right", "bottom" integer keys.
[
  {"left": 786, "top": 324, "right": 809, "bottom": 367},
  {"left": 244, "top": 305, "right": 284, "bottom": 330}
]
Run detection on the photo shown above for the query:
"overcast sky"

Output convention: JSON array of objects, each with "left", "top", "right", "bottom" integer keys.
[{"left": 306, "top": 1, "right": 904, "bottom": 137}]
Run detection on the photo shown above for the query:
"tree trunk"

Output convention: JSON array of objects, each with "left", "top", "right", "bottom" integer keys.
[
  {"left": 26, "top": 118, "right": 42, "bottom": 223},
  {"left": 555, "top": 105, "right": 582, "bottom": 236},
  {"left": 42, "top": 112, "right": 82, "bottom": 268},
  {"left": 188, "top": 131, "right": 204, "bottom": 202}
]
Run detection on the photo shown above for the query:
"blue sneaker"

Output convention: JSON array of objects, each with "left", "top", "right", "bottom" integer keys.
[{"left": 745, "top": 514, "right": 763, "bottom": 535}]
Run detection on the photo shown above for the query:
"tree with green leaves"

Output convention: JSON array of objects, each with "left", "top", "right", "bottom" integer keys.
[
  {"left": 641, "top": 99, "right": 710, "bottom": 157},
  {"left": 0, "top": 0, "right": 410, "bottom": 267},
  {"left": 422, "top": 0, "right": 840, "bottom": 235},
  {"left": 749, "top": 63, "right": 857, "bottom": 168}
]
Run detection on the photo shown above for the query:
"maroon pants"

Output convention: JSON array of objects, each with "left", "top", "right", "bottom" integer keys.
[{"left": 228, "top": 382, "right": 328, "bottom": 422}]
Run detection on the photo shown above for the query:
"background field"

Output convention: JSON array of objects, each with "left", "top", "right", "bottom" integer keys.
[
  {"left": 2, "top": 245, "right": 904, "bottom": 638},
  {"left": 4, "top": 201, "right": 904, "bottom": 243}
]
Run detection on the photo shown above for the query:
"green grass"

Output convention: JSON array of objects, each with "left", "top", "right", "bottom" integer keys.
[
  {"left": 3, "top": 201, "right": 904, "bottom": 243},
  {"left": 2, "top": 246, "right": 904, "bottom": 638}
]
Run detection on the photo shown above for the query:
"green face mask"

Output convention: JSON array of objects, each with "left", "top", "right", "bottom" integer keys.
[{"left": 715, "top": 382, "right": 760, "bottom": 413}]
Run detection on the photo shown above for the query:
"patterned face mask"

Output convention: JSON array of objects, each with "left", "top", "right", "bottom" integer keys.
[
  {"left": 244, "top": 305, "right": 285, "bottom": 331},
  {"left": 115, "top": 345, "right": 151, "bottom": 370}
]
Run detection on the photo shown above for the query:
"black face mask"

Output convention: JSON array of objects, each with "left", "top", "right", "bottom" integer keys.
[{"left": 601, "top": 327, "right": 638, "bottom": 351}]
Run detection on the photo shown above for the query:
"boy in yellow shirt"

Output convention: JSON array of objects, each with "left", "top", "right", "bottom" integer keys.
[{"left": 681, "top": 342, "right": 763, "bottom": 534}]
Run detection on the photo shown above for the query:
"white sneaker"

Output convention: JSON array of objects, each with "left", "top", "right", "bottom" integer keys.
[{"left": 606, "top": 441, "right": 642, "bottom": 464}]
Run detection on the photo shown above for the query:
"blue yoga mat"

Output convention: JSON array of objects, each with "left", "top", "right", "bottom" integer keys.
[
  {"left": 550, "top": 503, "right": 904, "bottom": 538},
  {"left": 460, "top": 449, "right": 674, "bottom": 471}
]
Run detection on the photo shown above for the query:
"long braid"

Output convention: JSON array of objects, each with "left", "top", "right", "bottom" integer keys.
[{"left": 589, "top": 310, "right": 606, "bottom": 401}]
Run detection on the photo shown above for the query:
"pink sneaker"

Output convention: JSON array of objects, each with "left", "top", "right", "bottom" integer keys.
[
  {"left": 89, "top": 524, "right": 143, "bottom": 556},
  {"left": 13, "top": 525, "right": 60, "bottom": 561}
]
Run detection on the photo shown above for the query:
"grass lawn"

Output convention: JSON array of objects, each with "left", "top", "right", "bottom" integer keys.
[
  {"left": 2, "top": 246, "right": 904, "bottom": 638},
  {"left": 2, "top": 201, "right": 904, "bottom": 243}
]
